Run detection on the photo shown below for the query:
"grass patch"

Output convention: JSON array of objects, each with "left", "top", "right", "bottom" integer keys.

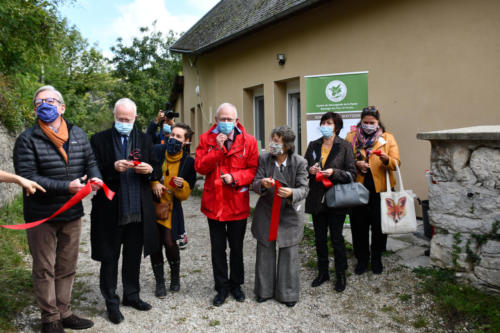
[
  {"left": 414, "top": 267, "right": 500, "bottom": 332},
  {"left": 190, "top": 185, "right": 203, "bottom": 197},
  {"left": 398, "top": 293, "right": 411, "bottom": 302},
  {"left": 412, "top": 316, "right": 428, "bottom": 329},
  {"left": 209, "top": 319, "right": 220, "bottom": 327},
  {"left": 381, "top": 305, "right": 395, "bottom": 313},
  {"left": 0, "top": 195, "right": 33, "bottom": 331}
]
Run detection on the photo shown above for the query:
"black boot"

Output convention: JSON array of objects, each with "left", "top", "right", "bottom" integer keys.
[
  {"left": 311, "top": 272, "right": 330, "bottom": 287},
  {"left": 169, "top": 260, "right": 180, "bottom": 292},
  {"left": 371, "top": 255, "right": 383, "bottom": 275},
  {"left": 335, "top": 271, "right": 346, "bottom": 292},
  {"left": 152, "top": 263, "right": 166, "bottom": 298}
]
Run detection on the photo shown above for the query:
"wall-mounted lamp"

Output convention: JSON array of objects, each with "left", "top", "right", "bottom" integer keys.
[{"left": 277, "top": 53, "right": 286, "bottom": 66}]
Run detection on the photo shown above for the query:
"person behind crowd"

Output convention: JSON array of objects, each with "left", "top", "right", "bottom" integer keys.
[
  {"left": 0, "top": 170, "right": 45, "bottom": 195},
  {"left": 251, "top": 126, "right": 308, "bottom": 307},
  {"left": 147, "top": 102, "right": 176, "bottom": 145},
  {"left": 90, "top": 98, "right": 160, "bottom": 324},
  {"left": 345, "top": 106, "right": 400, "bottom": 275},
  {"left": 149, "top": 123, "right": 196, "bottom": 298},
  {"left": 195, "top": 102, "right": 259, "bottom": 306},
  {"left": 13, "top": 85, "right": 102, "bottom": 333},
  {"left": 304, "top": 112, "right": 356, "bottom": 292}
]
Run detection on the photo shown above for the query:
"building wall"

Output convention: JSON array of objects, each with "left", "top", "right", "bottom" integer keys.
[{"left": 179, "top": 0, "right": 500, "bottom": 199}]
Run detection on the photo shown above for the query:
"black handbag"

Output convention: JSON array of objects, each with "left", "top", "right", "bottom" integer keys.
[{"left": 325, "top": 173, "right": 369, "bottom": 208}]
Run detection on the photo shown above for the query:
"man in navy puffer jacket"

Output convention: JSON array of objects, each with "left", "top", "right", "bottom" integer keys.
[{"left": 14, "top": 85, "right": 102, "bottom": 333}]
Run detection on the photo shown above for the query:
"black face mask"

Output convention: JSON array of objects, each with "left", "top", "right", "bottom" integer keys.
[{"left": 166, "top": 137, "right": 183, "bottom": 155}]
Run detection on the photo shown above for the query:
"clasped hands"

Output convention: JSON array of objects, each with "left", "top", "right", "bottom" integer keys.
[
  {"left": 114, "top": 159, "right": 153, "bottom": 174},
  {"left": 261, "top": 177, "right": 293, "bottom": 198},
  {"left": 152, "top": 177, "right": 185, "bottom": 198},
  {"left": 309, "top": 165, "right": 334, "bottom": 178}
]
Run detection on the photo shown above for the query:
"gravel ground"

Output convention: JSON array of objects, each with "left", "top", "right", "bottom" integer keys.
[{"left": 15, "top": 194, "right": 441, "bottom": 333}]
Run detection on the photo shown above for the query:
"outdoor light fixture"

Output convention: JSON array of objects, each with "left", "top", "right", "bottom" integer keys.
[{"left": 277, "top": 53, "right": 286, "bottom": 66}]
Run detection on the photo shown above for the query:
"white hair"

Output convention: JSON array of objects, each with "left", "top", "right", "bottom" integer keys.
[
  {"left": 215, "top": 102, "right": 238, "bottom": 119},
  {"left": 33, "top": 85, "right": 64, "bottom": 105},
  {"left": 113, "top": 98, "right": 137, "bottom": 115}
]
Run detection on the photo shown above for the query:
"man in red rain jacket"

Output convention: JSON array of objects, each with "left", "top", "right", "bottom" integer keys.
[{"left": 195, "top": 102, "right": 258, "bottom": 306}]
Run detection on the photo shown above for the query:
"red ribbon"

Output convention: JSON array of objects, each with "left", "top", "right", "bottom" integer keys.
[
  {"left": 169, "top": 177, "right": 177, "bottom": 188},
  {"left": 268, "top": 179, "right": 282, "bottom": 241},
  {"left": 1, "top": 180, "right": 114, "bottom": 230},
  {"left": 315, "top": 172, "right": 333, "bottom": 189},
  {"left": 372, "top": 149, "right": 382, "bottom": 156}
]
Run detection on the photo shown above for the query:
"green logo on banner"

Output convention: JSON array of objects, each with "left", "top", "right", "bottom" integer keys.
[{"left": 325, "top": 80, "right": 347, "bottom": 102}]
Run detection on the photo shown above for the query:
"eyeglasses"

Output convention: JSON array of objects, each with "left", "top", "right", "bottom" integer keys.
[{"left": 34, "top": 98, "right": 61, "bottom": 107}]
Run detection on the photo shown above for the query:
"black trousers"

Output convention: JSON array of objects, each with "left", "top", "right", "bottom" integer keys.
[
  {"left": 349, "top": 171, "right": 387, "bottom": 263},
  {"left": 150, "top": 223, "right": 180, "bottom": 265},
  {"left": 312, "top": 211, "right": 347, "bottom": 274},
  {"left": 99, "top": 222, "right": 143, "bottom": 310},
  {"left": 207, "top": 218, "right": 247, "bottom": 293}
]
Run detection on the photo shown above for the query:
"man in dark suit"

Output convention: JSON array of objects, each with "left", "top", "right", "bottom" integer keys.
[{"left": 90, "top": 98, "right": 160, "bottom": 324}]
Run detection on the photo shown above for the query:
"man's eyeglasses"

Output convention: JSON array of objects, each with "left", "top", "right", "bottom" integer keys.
[{"left": 34, "top": 98, "right": 61, "bottom": 107}]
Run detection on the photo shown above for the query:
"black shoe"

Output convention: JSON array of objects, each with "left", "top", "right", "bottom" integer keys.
[
  {"left": 230, "top": 287, "right": 246, "bottom": 302},
  {"left": 371, "top": 257, "right": 383, "bottom": 274},
  {"left": 354, "top": 261, "right": 368, "bottom": 275},
  {"left": 335, "top": 272, "right": 346, "bottom": 292},
  {"left": 212, "top": 291, "right": 228, "bottom": 306},
  {"left": 152, "top": 263, "right": 167, "bottom": 298},
  {"left": 122, "top": 298, "right": 152, "bottom": 311},
  {"left": 256, "top": 296, "right": 271, "bottom": 303},
  {"left": 311, "top": 273, "right": 330, "bottom": 287},
  {"left": 107, "top": 307, "right": 124, "bottom": 324},
  {"left": 61, "top": 314, "right": 94, "bottom": 330},
  {"left": 41, "top": 320, "right": 65, "bottom": 333},
  {"left": 169, "top": 260, "right": 181, "bottom": 292},
  {"left": 283, "top": 301, "right": 296, "bottom": 307}
]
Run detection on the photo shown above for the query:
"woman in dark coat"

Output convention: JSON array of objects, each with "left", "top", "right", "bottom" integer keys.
[
  {"left": 150, "top": 123, "right": 196, "bottom": 298},
  {"left": 304, "top": 112, "right": 356, "bottom": 292},
  {"left": 252, "top": 126, "right": 309, "bottom": 307}
]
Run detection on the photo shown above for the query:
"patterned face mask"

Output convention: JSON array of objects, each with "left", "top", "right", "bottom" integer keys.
[
  {"left": 361, "top": 123, "right": 378, "bottom": 135},
  {"left": 269, "top": 142, "right": 284, "bottom": 156}
]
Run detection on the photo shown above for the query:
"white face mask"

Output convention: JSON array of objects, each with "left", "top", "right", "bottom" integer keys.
[
  {"left": 269, "top": 142, "right": 284, "bottom": 156},
  {"left": 361, "top": 123, "right": 378, "bottom": 135}
]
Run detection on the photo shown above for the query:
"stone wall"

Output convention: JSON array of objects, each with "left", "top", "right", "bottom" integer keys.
[
  {"left": 0, "top": 124, "right": 21, "bottom": 207},
  {"left": 417, "top": 126, "right": 500, "bottom": 293}
]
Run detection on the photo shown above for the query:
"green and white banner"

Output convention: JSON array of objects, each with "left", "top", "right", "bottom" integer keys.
[{"left": 305, "top": 71, "right": 368, "bottom": 141}]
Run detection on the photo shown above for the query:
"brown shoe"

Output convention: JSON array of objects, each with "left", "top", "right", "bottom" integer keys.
[
  {"left": 41, "top": 320, "right": 65, "bottom": 333},
  {"left": 61, "top": 314, "right": 94, "bottom": 330}
]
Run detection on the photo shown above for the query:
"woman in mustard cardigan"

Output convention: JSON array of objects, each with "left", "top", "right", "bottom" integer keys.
[
  {"left": 345, "top": 106, "right": 400, "bottom": 275},
  {"left": 150, "top": 123, "right": 196, "bottom": 298}
]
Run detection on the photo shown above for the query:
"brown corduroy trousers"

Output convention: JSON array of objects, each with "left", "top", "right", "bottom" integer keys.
[{"left": 26, "top": 218, "right": 81, "bottom": 323}]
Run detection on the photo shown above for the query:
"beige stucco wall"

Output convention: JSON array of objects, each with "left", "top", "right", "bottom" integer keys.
[{"left": 178, "top": 0, "right": 500, "bottom": 199}]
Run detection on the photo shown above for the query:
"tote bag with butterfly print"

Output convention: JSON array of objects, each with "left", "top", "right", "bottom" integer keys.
[{"left": 380, "top": 163, "right": 417, "bottom": 234}]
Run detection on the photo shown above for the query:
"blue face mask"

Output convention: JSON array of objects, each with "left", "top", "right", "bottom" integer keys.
[
  {"left": 320, "top": 125, "right": 334, "bottom": 138},
  {"left": 36, "top": 103, "right": 60, "bottom": 123},
  {"left": 114, "top": 121, "right": 134, "bottom": 136},
  {"left": 163, "top": 124, "right": 171, "bottom": 134},
  {"left": 166, "top": 137, "right": 183, "bottom": 155},
  {"left": 217, "top": 121, "right": 235, "bottom": 135}
]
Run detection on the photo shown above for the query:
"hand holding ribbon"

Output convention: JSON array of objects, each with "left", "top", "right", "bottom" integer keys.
[
  {"left": 268, "top": 179, "right": 282, "bottom": 241},
  {"left": 1, "top": 179, "right": 115, "bottom": 230},
  {"left": 315, "top": 171, "right": 333, "bottom": 189}
]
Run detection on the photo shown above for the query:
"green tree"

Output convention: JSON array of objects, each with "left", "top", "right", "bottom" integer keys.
[{"left": 110, "top": 23, "right": 182, "bottom": 130}]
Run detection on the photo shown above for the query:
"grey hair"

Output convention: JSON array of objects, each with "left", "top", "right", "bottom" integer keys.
[
  {"left": 271, "top": 125, "right": 296, "bottom": 154},
  {"left": 33, "top": 85, "right": 64, "bottom": 105},
  {"left": 113, "top": 98, "right": 137, "bottom": 115},
  {"left": 215, "top": 102, "right": 238, "bottom": 119}
]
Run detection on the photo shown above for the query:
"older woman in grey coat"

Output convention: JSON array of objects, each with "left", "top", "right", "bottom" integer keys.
[{"left": 251, "top": 126, "right": 309, "bottom": 307}]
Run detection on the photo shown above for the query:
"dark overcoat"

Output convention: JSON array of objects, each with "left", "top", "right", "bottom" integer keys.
[
  {"left": 90, "top": 127, "right": 160, "bottom": 262},
  {"left": 304, "top": 136, "right": 357, "bottom": 215},
  {"left": 251, "top": 152, "right": 309, "bottom": 248}
]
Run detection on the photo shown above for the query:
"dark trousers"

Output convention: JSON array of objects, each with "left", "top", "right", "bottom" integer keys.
[
  {"left": 207, "top": 218, "right": 247, "bottom": 293},
  {"left": 312, "top": 211, "right": 347, "bottom": 274},
  {"left": 349, "top": 171, "right": 387, "bottom": 263},
  {"left": 99, "top": 222, "right": 143, "bottom": 310},
  {"left": 150, "top": 223, "right": 180, "bottom": 265}
]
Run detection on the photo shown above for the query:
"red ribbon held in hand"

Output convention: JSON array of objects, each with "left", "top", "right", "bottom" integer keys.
[
  {"left": 0, "top": 180, "right": 114, "bottom": 230},
  {"left": 315, "top": 172, "right": 333, "bottom": 189},
  {"left": 372, "top": 149, "right": 382, "bottom": 156},
  {"left": 268, "top": 179, "right": 282, "bottom": 241}
]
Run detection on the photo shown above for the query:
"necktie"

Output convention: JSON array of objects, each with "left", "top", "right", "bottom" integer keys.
[
  {"left": 280, "top": 164, "right": 284, "bottom": 173},
  {"left": 122, "top": 135, "right": 128, "bottom": 159}
]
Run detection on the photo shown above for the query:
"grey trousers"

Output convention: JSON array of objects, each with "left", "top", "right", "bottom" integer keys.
[
  {"left": 27, "top": 218, "right": 81, "bottom": 323},
  {"left": 254, "top": 241, "right": 300, "bottom": 303}
]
